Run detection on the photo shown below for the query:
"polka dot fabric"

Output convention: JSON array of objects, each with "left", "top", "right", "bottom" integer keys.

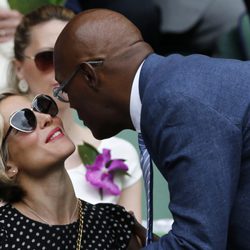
[{"left": 0, "top": 200, "right": 134, "bottom": 249}]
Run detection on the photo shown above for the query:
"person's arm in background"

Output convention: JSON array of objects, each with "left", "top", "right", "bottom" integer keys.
[
  {"left": 114, "top": 137, "right": 143, "bottom": 222},
  {"left": 129, "top": 210, "right": 160, "bottom": 248},
  {"left": 0, "top": 8, "right": 22, "bottom": 43},
  {"left": 118, "top": 179, "right": 142, "bottom": 222},
  {"left": 108, "top": 136, "right": 143, "bottom": 222},
  {"left": 0, "top": 1, "right": 22, "bottom": 89}
]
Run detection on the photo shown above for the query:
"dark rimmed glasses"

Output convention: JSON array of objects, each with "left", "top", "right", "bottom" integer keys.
[
  {"left": 2, "top": 94, "right": 58, "bottom": 147},
  {"left": 53, "top": 60, "right": 103, "bottom": 103},
  {"left": 24, "top": 50, "right": 54, "bottom": 72}
]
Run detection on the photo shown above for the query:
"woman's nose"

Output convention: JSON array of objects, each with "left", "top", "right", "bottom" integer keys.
[{"left": 36, "top": 112, "right": 53, "bottom": 128}]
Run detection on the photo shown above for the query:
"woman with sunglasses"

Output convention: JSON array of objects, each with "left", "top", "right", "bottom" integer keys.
[
  {"left": 0, "top": 90, "right": 144, "bottom": 249},
  {"left": 9, "top": 5, "right": 142, "bottom": 221}
]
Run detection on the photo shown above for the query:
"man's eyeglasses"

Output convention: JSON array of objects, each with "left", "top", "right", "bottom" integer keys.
[
  {"left": 24, "top": 50, "right": 54, "bottom": 72},
  {"left": 2, "top": 94, "right": 58, "bottom": 147},
  {"left": 53, "top": 60, "right": 103, "bottom": 103}
]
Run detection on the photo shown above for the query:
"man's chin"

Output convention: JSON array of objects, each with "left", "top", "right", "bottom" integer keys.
[
  {"left": 91, "top": 130, "right": 111, "bottom": 140},
  {"left": 91, "top": 127, "right": 120, "bottom": 140}
]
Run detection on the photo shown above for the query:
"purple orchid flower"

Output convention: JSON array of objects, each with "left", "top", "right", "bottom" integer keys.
[{"left": 85, "top": 149, "right": 128, "bottom": 196}]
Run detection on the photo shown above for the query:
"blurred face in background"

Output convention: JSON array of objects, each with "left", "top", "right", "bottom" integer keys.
[{"left": 15, "top": 19, "right": 69, "bottom": 112}]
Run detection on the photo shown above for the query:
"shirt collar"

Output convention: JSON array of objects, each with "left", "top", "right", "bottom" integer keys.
[{"left": 130, "top": 61, "right": 144, "bottom": 133}]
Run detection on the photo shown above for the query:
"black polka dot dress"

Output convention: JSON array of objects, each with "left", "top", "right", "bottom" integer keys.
[{"left": 0, "top": 200, "right": 135, "bottom": 249}]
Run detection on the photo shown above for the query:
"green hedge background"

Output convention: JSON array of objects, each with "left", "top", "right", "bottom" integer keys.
[{"left": 8, "top": 0, "right": 64, "bottom": 14}]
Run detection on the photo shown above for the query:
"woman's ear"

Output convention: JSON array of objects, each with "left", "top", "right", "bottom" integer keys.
[
  {"left": 13, "top": 59, "right": 25, "bottom": 80},
  {"left": 80, "top": 62, "right": 98, "bottom": 90},
  {"left": 5, "top": 164, "right": 18, "bottom": 179}
]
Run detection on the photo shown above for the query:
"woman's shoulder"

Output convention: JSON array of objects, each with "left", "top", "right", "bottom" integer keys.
[
  {"left": 0, "top": 203, "right": 24, "bottom": 228},
  {"left": 84, "top": 201, "right": 135, "bottom": 225},
  {"left": 84, "top": 200, "right": 124, "bottom": 212},
  {"left": 0, "top": 204, "right": 12, "bottom": 237},
  {"left": 91, "top": 202, "right": 129, "bottom": 213},
  {"left": 0, "top": 203, "right": 12, "bottom": 216},
  {"left": 82, "top": 201, "right": 135, "bottom": 249}
]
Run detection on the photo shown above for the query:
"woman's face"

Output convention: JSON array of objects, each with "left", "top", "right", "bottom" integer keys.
[
  {"left": 0, "top": 95, "right": 75, "bottom": 176},
  {"left": 15, "top": 19, "right": 69, "bottom": 111}
]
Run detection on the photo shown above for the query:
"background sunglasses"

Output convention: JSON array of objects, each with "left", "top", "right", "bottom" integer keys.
[
  {"left": 2, "top": 94, "right": 58, "bottom": 146},
  {"left": 24, "top": 50, "right": 54, "bottom": 72}
]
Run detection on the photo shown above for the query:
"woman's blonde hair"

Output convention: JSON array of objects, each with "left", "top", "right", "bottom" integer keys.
[{"left": 0, "top": 89, "right": 25, "bottom": 203}]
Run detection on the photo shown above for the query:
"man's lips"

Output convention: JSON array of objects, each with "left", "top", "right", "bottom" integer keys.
[{"left": 45, "top": 127, "right": 64, "bottom": 143}]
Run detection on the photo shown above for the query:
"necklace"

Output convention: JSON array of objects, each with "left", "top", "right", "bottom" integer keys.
[
  {"left": 21, "top": 198, "right": 84, "bottom": 249},
  {"left": 76, "top": 200, "right": 84, "bottom": 250},
  {"left": 21, "top": 198, "right": 79, "bottom": 226}
]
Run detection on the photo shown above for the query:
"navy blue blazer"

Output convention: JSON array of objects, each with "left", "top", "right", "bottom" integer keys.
[{"left": 139, "top": 54, "right": 250, "bottom": 249}]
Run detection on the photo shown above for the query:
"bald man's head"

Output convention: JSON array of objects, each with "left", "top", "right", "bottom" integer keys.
[
  {"left": 55, "top": 8, "right": 146, "bottom": 64},
  {"left": 53, "top": 9, "right": 153, "bottom": 139}
]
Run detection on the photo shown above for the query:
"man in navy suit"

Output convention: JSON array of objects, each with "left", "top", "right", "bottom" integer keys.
[{"left": 54, "top": 9, "right": 250, "bottom": 249}]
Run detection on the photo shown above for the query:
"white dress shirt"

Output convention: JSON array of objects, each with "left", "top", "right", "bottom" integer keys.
[{"left": 130, "top": 62, "right": 144, "bottom": 133}]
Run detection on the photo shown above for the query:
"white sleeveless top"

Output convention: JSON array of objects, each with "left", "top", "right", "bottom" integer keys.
[{"left": 67, "top": 137, "right": 142, "bottom": 204}]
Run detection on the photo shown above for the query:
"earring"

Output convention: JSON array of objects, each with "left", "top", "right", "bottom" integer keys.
[
  {"left": 7, "top": 167, "right": 18, "bottom": 178},
  {"left": 18, "top": 79, "right": 29, "bottom": 93}
]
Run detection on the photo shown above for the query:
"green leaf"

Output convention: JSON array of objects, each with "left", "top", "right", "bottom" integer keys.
[
  {"left": 113, "top": 170, "right": 131, "bottom": 177},
  {"left": 78, "top": 142, "right": 99, "bottom": 165}
]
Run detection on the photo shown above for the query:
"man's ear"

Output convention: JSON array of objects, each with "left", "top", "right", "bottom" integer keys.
[
  {"left": 5, "top": 163, "right": 18, "bottom": 179},
  {"left": 13, "top": 59, "right": 25, "bottom": 80},
  {"left": 80, "top": 62, "right": 98, "bottom": 90}
]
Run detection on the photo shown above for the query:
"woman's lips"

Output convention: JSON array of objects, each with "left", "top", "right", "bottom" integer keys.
[{"left": 46, "top": 127, "right": 64, "bottom": 143}]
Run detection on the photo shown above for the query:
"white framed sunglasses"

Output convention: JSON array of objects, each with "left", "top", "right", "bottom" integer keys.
[{"left": 2, "top": 94, "right": 58, "bottom": 147}]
